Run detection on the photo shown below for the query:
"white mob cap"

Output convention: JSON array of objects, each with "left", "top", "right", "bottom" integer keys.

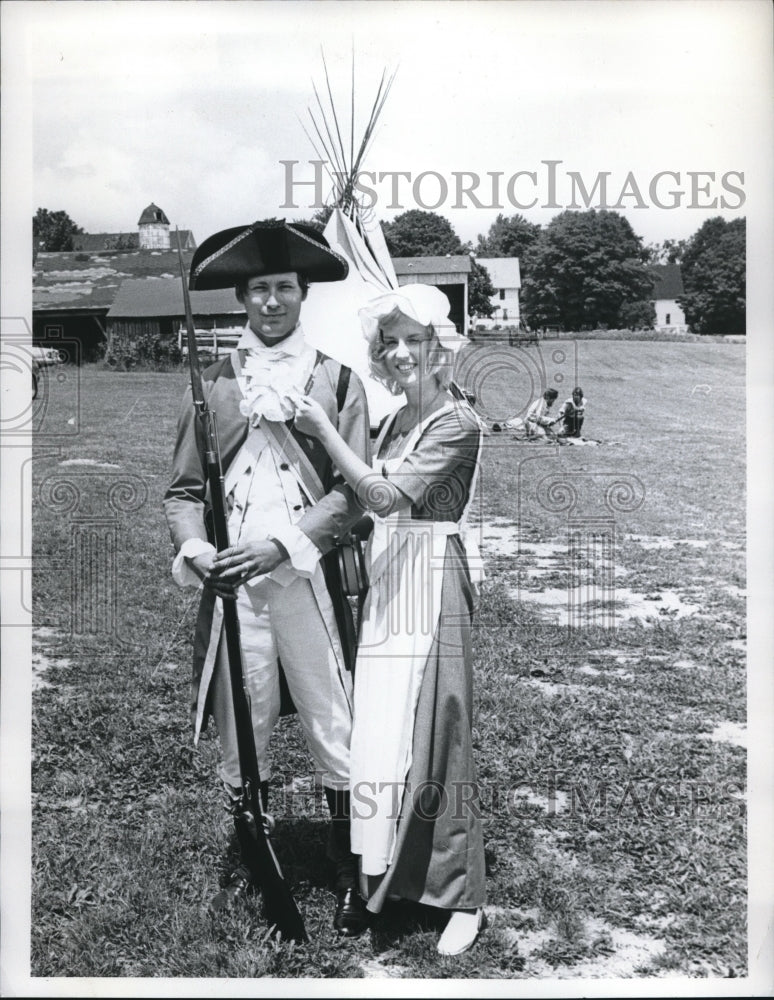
[{"left": 359, "top": 283, "right": 468, "bottom": 353}]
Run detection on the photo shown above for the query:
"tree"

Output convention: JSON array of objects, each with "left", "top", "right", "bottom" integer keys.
[
  {"left": 33, "top": 208, "right": 84, "bottom": 252},
  {"left": 646, "top": 238, "right": 687, "bottom": 265},
  {"left": 301, "top": 205, "right": 334, "bottom": 233},
  {"left": 520, "top": 209, "right": 654, "bottom": 331},
  {"left": 382, "top": 210, "right": 463, "bottom": 257},
  {"left": 475, "top": 213, "right": 541, "bottom": 261},
  {"left": 678, "top": 217, "right": 745, "bottom": 335},
  {"left": 468, "top": 259, "right": 495, "bottom": 318},
  {"left": 619, "top": 299, "right": 656, "bottom": 330}
]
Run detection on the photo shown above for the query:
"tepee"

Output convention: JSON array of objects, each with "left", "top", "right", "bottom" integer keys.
[{"left": 298, "top": 56, "right": 404, "bottom": 427}]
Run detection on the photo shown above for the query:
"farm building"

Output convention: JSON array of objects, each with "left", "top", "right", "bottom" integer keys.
[
  {"left": 32, "top": 202, "right": 198, "bottom": 361},
  {"left": 33, "top": 247, "right": 196, "bottom": 362},
  {"left": 473, "top": 257, "right": 521, "bottom": 328},
  {"left": 106, "top": 279, "right": 246, "bottom": 358},
  {"left": 392, "top": 255, "right": 471, "bottom": 335},
  {"left": 69, "top": 202, "right": 197, "bottom": 253},
  {"left": 70, "top": 229, "right": 196, "bottom": 253},
  {"left": 649, "top": 263, "right": 687, "bottom": 331}
]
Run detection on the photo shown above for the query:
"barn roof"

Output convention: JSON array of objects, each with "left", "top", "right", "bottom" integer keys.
[
  {"left": 649, "top": 263, "right": 684, "bottom": 299},
  {"left": 107, "top": 278, "right": 245, "bottom": 318},
  {"left": 392, "top": 255, "right": 472, "bottom": 276},
  {"left": 71, "top": 230, "right": 196, "bottom": 252},
  {"left": 476, "top": 257, "right": 521, "bottom": 289},
  {"left": 138, "top": 203, "right": 170, "bottom": 225},
  {"left": 34, "top": 249, "right": 195, "bottom": 311}
]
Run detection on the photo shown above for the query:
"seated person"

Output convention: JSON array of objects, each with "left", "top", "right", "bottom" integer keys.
[
  {"left": 524, "top": 388, "right": 559, "bottom": 437},
  {"left": 557, "top": 386, "right": 586, "bottom": 438}
]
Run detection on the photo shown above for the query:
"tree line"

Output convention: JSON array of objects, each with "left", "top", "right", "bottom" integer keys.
[
  {"left": 34, "top": 205, "right": 746, "bottom": 335},
  {"left": 473, "top": 210, "right": 745, "bottom": 336},
  {"left": 377, "top": 208, "right": 745, "bottom": 335}
]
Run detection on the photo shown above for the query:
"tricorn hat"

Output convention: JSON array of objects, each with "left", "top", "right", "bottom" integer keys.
[{"left": 189, "top": 219, "right": 349, "bottom": 290}]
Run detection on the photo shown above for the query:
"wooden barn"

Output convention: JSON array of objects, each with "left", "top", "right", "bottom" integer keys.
[
  {"left": 391, "top": 255, "right": 472, "bottom": 335},
  {"left": 106, "top": 279, "right": 246, "bottom": 358},
  {"left": 33, "top": 202, "right": 199, "bottom": 362},
  {"left": 33, "top": 248, "right": 196, "bottom": 362}
]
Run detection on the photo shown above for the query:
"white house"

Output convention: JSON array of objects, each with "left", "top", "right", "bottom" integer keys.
[
  {"left": 649, "top": 263, "right": 687, "bottom": 331},
  {"left": 473, "top": 257, "right": 521, "bottom": 327}
]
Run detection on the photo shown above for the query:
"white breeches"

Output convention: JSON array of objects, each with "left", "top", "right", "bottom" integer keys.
[{"left": 210, "top": 573, "right": 353, "bottom": 790}]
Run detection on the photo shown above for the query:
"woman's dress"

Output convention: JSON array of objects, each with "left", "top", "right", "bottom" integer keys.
[{"left": 349, "top": 397, "right": 486, "bottom": 913}]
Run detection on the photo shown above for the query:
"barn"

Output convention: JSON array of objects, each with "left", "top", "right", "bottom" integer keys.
[
  {"left": 32, "top": 248, "right": 198, "bottom": 362},
  {"left": 32, "top": 202, "right": 198, "bottom": 362},
  {"left": 106, "top": 279, "right": 246, "bottom": 361}
]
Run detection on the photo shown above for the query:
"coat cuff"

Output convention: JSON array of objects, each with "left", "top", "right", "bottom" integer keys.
[
  {"left": 172, "top": 538, "right": 216, "bottom": 588},
  {"left": 268, "top": 524, "right": 321, "bottom": 578}
]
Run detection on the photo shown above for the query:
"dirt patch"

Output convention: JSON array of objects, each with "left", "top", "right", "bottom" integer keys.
[
  {"left": 628, "top": 535, "right": 709, "bottom": 550},
  {"left": 59, "top": 458, "right": 121, "bottom": 468},
  {"left": 360, "top": 957, "right": 409, "bottom": 978},
  {"left": 703, "top": 721, "right": 747, "bottom": 749},
  {"left": 32, "top": 652, "right": 72, "bottom": 691},
  {"left": 509, "top": 584, "right": 701, "bottom": 628},
  {"left": 481, "top": 522, "right": 706, "bottom": 628},
  {"left": 524, "top": 677, "right": 584, "bottom": 698},
  {"left": 511, "top": 785, "right": 570, "bottom": 815},
  {"left": 489, "top": 907, "right": 666, "bottom": 978}
]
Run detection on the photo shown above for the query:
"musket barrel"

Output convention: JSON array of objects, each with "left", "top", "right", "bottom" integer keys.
[{"left": 173, "top": 226, "right": 307, "bottom": 943}]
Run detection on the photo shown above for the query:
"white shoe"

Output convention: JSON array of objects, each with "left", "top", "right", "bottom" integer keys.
[{"left": 437, "top": 908, "right": 486, "bottom": 956}]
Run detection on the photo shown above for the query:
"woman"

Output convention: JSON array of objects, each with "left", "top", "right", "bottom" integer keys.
[{"left": 294, "top": 283, "right": 486, "bottom": 956}]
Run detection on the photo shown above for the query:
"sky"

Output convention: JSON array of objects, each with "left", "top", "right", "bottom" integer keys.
[{"left": 7, "top": 0, "right": 771, "bottom": 250}]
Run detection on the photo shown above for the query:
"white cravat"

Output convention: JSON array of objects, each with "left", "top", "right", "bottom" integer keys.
[
  {"left": 171, "top": 323, "right": 321, "bottom": 588},
  {"left": 236, "top": 324, "right": 316, "bottom": 424}
]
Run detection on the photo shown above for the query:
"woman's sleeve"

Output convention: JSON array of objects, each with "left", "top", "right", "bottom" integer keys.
[{"left": 385, "top": 406, "right": 481, "bottom": 513}]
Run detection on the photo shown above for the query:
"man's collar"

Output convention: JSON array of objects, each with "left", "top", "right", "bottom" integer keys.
[{"left": 237, "top": 323, "right": 306, "bottom": 356}]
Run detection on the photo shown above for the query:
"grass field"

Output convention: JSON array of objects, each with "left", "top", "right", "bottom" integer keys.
[{"left": 29, "top": 339, "right": 746, "bottom": 981}]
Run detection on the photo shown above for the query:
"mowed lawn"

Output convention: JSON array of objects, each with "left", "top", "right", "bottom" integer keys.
[{"left": 29, "top": 340, "right": 746, "bottom": 980}]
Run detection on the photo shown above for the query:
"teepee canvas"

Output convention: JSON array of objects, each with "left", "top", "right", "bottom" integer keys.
[
  {"left": 299, "top": 57, "right": 403, "bottom": 427},
  {"left": 303, "top": 208, "right": 400, "bottom": 426}
]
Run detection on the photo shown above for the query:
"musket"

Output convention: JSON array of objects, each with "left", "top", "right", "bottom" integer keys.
[{"left": 174, "top": 229, "right": 307, "bottom": 943}]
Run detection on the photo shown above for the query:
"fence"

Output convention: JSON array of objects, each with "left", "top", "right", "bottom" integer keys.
[{"left": 177, "top": 325, "right": 243, "bottom": 358}]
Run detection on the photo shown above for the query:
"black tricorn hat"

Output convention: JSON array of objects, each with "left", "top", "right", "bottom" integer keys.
[{"left": 189, "top": 219, "right": 349, "bottom": 290}]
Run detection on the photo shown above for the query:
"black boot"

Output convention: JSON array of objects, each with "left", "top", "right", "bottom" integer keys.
[
  {"left": 324, "top": 786, "right": 369, "bottom": 937},
  {"left": 210, "top": 780, "right": 270, "bottom": 913}
]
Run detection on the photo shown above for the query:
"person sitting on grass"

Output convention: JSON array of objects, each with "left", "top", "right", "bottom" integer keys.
[
  {"left": 557, "top": 386, "right": 587, "bottom": 438},
  {"left": 524, "top": 388, "right": 559, "bottom": 438}
]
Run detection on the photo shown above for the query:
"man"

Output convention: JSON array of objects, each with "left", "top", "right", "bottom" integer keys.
[
  {"left": 557, "top": 386, "right": 587, "bottom": 438},
  {"left": 163, "top": 220, "right": 370, "bottom": 936},
  {"left": 524, "top": 387, "right": 559, "bottom": 438}
]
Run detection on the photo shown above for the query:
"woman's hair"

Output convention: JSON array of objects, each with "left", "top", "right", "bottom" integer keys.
[
  {"left": 367, "top": 321, "right": 454, "bottom": 396},
  {"left": 544, "top": 388, "right": 559, "bottom": 401}
]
